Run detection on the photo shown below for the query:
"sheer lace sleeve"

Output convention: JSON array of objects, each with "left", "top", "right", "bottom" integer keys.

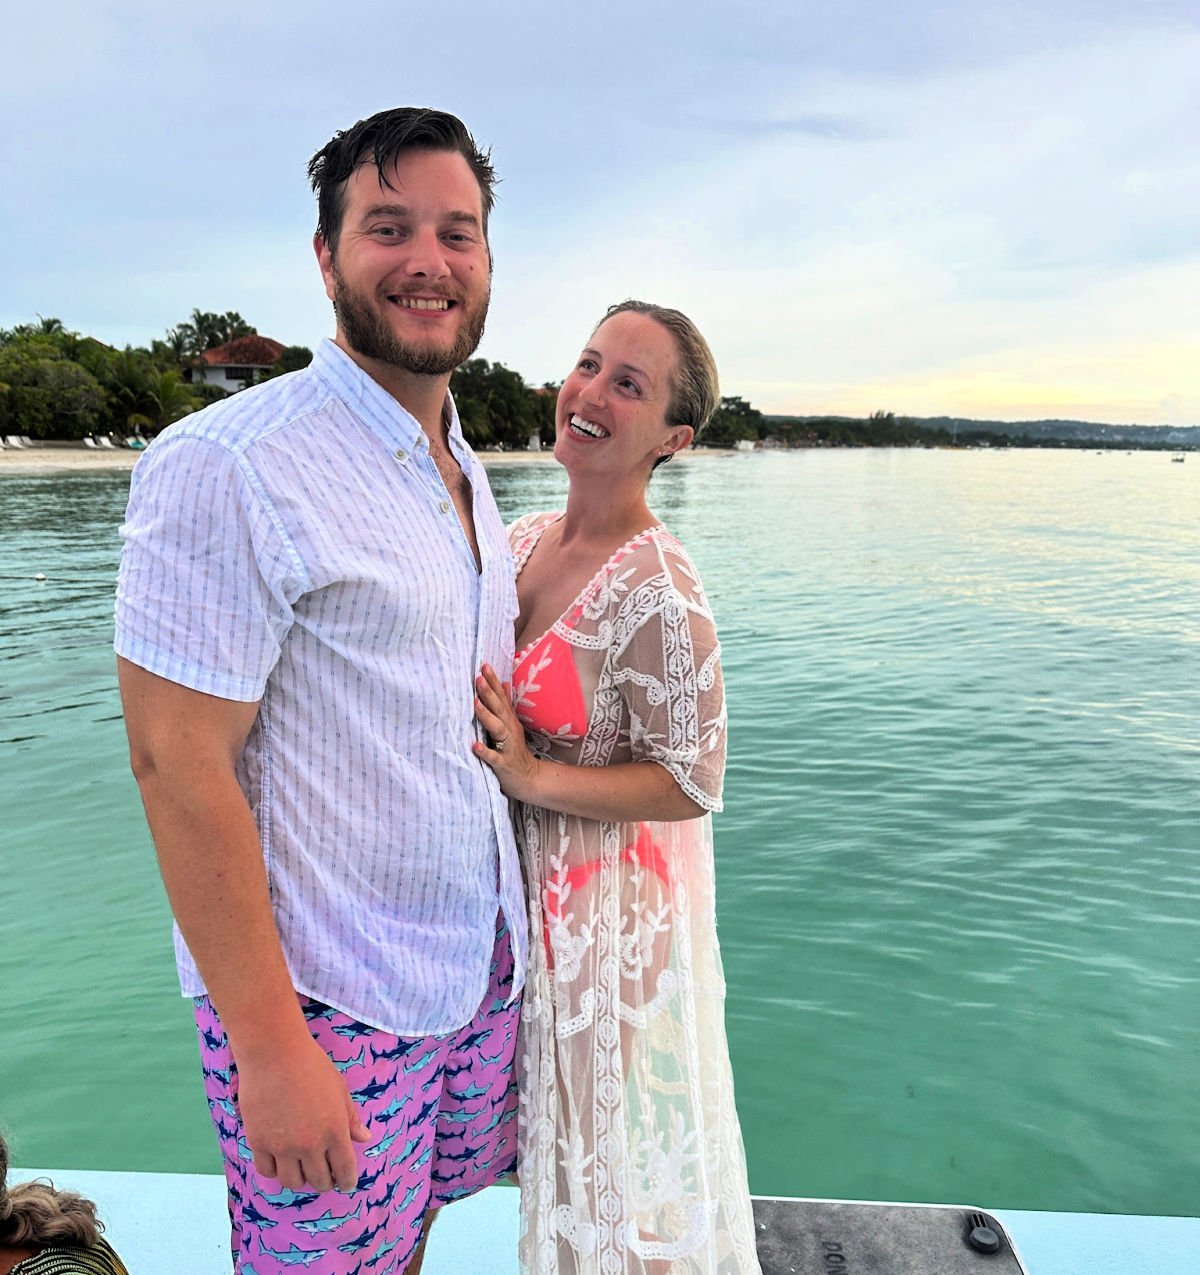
[
  {"left": 609, "top": 533, "right": 726, "bottom": 811},
  {"left": 507, "top": 510, "right": 560, "bottom": 564}
]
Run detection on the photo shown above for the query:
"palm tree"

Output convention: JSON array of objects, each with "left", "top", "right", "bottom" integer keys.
[
  {"left": 144, "top": 369, "right": 198, "bottom": 431},
  {"left": 154, "top": 326, "right": 191, "bottom": 370},
  {"left": 105, "top": 347, "right": 152, "bottom": 422}
]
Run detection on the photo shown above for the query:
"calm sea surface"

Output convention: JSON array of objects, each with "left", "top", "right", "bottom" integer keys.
[{"left": 1, "top": 449, "right": 1196, "bottom": 1215}]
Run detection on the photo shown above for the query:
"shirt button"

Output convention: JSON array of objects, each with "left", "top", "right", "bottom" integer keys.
[
  {"left": 394, "top": 448, "right": 407, "bottom": 461},
  {"left": 439, "top": 500, "right": 451, "bottom": 514}
]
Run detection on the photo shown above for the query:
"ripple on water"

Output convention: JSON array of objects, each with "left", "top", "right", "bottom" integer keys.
[{"left": 3, "top": 453, "right": 1198, "bottom": 1207}]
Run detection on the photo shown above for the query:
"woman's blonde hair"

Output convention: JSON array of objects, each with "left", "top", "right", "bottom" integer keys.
[{"left": 0, "top": 1135, "right": 103, "bottom": 1247}]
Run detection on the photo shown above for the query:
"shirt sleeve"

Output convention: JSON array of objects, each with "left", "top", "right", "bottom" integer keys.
[
  {"left": 114, "top": 434, "right": 302, "bottom": 701},
  {"left": 609, "top": 539, "right": 726, "bottom": 812}
]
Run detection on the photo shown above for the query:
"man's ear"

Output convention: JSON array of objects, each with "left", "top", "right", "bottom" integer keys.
[{"left": 314, "top": 233, "right": 336, "bottom": 302}]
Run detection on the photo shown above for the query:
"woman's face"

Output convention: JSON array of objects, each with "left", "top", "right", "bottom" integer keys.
[{"left": 554, "top": 311, "right": 694, "bottom": 480}]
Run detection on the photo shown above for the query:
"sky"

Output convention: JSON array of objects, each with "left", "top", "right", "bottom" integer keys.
[{"left": 3, "top": 0, "right": 1197, "bottom": 425}]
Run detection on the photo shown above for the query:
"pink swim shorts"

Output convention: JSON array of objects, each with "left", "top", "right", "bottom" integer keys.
[{"left": 194, "top": 917, "right": 518, "bottom": 1274}]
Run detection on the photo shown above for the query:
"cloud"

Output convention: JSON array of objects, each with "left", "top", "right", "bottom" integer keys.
[
  {"left": 1, "top": 2, "right": 1196, "bottom": 423},
  {"left": 668, "top": 113, "right": 886, "bottom": 142},
  {"left": 491, "top": 19, "right": 1200, "bottom": 420}
]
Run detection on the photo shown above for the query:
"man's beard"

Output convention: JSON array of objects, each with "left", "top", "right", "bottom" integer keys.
[{"left": 332, "top": 267, "right": 488, "bottom": 376}]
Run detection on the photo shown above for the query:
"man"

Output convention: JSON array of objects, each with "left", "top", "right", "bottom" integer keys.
[{"left": 115, "top": 108, "right": 528, "bottom": 1274}]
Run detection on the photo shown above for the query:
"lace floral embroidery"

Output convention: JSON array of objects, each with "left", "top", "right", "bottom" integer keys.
[{"left": 509, "top": 512, "right": 761, "bottom": 1274}]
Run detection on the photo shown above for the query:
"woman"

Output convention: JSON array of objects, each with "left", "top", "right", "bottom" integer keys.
[
  {"left": 474, "top": 301, "right": 761, "bottom": 1273},
  {"left": 0, "top": 1136, "right": 128, "bottom": 1275}
]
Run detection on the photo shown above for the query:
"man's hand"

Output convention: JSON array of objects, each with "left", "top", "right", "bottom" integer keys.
[{"left": 238, "top": 1033, "right": 372, "bottom": 1192}]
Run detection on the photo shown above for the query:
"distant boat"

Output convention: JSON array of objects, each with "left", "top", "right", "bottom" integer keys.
[{"left": 1171, "top": 454, "right": 1185, "bottom": 463}]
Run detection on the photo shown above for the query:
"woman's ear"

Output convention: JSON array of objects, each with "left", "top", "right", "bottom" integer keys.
[{"left": 660, "top": 425, "right": 695, "bottom": 458}]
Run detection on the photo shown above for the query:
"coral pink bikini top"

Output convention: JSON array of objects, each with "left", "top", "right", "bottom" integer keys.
[
  {"left": 513, "top": 620, "right": 590, "bottom": 740},
  {"left": 512, "top": 524, "right": 661, "bottom": 741}
]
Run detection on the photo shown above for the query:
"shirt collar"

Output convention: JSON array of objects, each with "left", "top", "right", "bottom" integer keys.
[{"left": 310, "top": 338, "right": 469, "bottom": 463}]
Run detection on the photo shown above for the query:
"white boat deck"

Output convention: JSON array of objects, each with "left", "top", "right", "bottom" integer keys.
[{"left": 11, "top": 1167, "right": 1200, "bottom": 1273}]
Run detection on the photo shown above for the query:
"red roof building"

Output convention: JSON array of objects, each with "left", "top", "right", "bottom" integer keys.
[{"left": 194, "top": 335, "right": 287, "bottom": 393}]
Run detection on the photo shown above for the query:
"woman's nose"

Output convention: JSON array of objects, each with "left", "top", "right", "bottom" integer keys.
[{"left": 581, "top": 379, "right": 607, "bottom": 409}]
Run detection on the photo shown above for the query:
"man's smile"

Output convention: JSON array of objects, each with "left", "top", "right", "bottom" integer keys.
[{"left": 390, "top": 296, "right": 453, "bottom": 312}]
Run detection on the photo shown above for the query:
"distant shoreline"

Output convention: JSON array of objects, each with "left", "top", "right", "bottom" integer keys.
[
  {"left": 0, "top": 442, "right": 1186, "bottom": 476},
  {"left": 0, "top": 444, "right": 735, "bottom": 475}
]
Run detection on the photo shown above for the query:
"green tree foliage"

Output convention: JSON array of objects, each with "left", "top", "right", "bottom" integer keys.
[
  {"left": 0, "top": 319, "right": 204, "bottom": 439},
  {"left": 93, "top": 346, "right": 154, "bottom": 433},
  {"left": 3, "top": 315, "right": 786, "bottom": 452},
  {"left": 703, "top": 396, "right": 765, "bottom": 448},
  {"left": 763, "top": 411, "right": 928, "bottom": 448},
  {"left": 257, "top": 345, "right": 314, "bottom": 383},
  {"left": 144, "top": 370, "right": 199, "bottom": 429},
  {"left": 167, "top": 309, "right": 258, "bottom": 376},
  {"left": 0, "top": 332, "right": 106, "bottom": 439},
  {"left": 450, "top": 359, "right": 554, "bottom": 450},
  {"left": 149, "top": 328, "right": 190, "bottom": 370},
  {"left": 173, "top": 309, "right": 257, "bottom": 355}
]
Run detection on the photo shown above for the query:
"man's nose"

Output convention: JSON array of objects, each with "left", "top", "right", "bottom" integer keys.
[{"left": 403, "top": 228, "right": 450, "bottom": 278}]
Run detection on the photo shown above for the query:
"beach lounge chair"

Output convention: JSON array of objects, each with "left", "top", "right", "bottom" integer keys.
[
  {"left": 83, "top": 437, "right": 100, "bottom": 449},
  {"left": 97, "top": 436, "right": 117, "bottom": 449},
  {"left": 5, "top": 435, "right": 27, "bottom": 448}
]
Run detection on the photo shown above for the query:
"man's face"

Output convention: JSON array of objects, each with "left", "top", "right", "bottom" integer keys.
[{"left": 315, "top": 149, "right": 491, "bottom": 376}]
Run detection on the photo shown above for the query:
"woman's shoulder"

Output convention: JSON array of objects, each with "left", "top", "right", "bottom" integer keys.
[
  {"left": 613, "top": 525, "right": 712, "bottom": 609},
  {"left": 507, "top": 510, "right": 561, "bottom": 556},
  {"left": 507, "top": 510, "right": 561, "bottom": 539},
  {"left": 630, "top": 525, "right": 704, "bottom": 582}
]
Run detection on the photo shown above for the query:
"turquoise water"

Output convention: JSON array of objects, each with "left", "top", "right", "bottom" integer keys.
[{"left": 1, "top": 449, "right": 1196, "bottom": 1215}]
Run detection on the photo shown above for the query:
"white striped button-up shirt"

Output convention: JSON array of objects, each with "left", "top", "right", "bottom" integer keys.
[{"left": 115, "top": 339, "right": 527, "bottom": 1035}]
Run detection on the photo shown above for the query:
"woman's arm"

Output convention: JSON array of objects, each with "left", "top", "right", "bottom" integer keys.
[{"left": 473, "top": 664, "right": 705, "bottom": 822}]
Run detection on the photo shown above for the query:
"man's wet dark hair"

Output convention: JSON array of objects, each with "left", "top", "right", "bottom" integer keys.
[{"left": 308, "top": 107, "right": 497, "bottom": 253}]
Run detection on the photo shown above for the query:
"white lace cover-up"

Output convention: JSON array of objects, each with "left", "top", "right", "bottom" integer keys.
[{"left": 510, "top": 513, "right": 761, "bottom": 1275}]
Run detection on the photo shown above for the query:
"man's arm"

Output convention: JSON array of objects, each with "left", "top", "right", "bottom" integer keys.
[{"left": 118, "top": 658, "right": 369, "bottom": 1190}]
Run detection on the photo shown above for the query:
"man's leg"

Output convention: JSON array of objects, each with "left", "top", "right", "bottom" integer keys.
[
  {"left": 426, "top": 916, "right": 521, "bottom": 1212},
  {"left": 194, "top": 995, "right": 446, "bottom": 1274},
  {"left": 403, "top": 1212, "right": 437, "bottom": 1275}
]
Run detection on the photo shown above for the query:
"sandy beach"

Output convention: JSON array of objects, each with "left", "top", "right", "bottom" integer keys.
[
  {"left": 0, "top": 445, "right": 141, "bottom": 472},
  {"left": 0, "top": 444, "right": 731, "bottom": 474},
  {"left": 0, "top": 445, "right": 557, "bottom": 475}
]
